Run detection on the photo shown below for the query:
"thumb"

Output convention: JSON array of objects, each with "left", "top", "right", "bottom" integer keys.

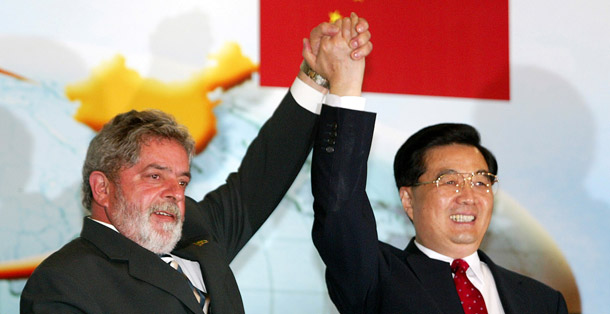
[{"left": 302, "top": 38, "right": 317, "bottom": 67}]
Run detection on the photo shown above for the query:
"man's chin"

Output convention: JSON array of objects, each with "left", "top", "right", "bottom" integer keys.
[
  {"left": 140, "top": 235, "right": 180, "bottom": 254},
  {"left": 450, "top": 233, "right": 481, "bottom": 247},
  {"left": 138, "top": 224, "right": 183, "bottom": 254}
]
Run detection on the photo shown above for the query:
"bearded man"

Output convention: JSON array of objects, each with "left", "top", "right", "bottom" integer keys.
[{"left": 20, "top": 14, "right": 372, "bottom": 314}]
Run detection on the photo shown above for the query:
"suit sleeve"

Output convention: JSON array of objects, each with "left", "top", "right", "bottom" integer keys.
[
  {"left": 311, "top": 105, "right": 380, "bottom": 313},
  {"left": 20, "top": 267, "right": 94, "bottom": 314},
  {"left": 556, "top": 291, "right": 569, "bottom": 314},
  {"left": 182, "top": 91, "right": 318, "bottom": 262}
]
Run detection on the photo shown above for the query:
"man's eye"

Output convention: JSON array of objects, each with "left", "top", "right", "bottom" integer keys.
[
  {"left": 473, "top": 175, "right": 492, "bottom": 186},
  {"left": 179, "top": 181, "right": 188, "bottom": 187},
  {"left": 151, "top": 174, "right": 160, "bottom": 179},
  {"left": 440, "top": 178, "right": 458, "bottom": 185}
]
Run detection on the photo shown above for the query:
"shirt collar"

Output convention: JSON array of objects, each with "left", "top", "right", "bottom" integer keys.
[
  {"left": 414, "top": 240, "right": 485, "bottom": 284},
  {"left": 88, "top": 217, "right": 119, "bottom": 233}
]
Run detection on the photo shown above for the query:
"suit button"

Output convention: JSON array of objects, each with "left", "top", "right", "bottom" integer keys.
[
  {"left": 325, "top": 146, "right": 335, "bottom": 153},
  {"left": 324, "top": 131, "right": 337, "bottom": 138}
]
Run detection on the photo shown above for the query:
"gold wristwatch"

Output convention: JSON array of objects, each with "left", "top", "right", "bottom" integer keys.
[{"left": 300, "top": 61, "right": 330, "bottom": 89}]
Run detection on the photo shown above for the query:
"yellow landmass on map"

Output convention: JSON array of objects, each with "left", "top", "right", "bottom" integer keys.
[
  {"left": 66, "top": 42, "right": 258, "bottom": 154},
  {"left": 0, "top": 253, "right": 50, "bottom": 279}
]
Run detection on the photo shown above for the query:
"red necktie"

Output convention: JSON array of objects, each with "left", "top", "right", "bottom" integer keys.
[{"left": 451, "top": 259, "right": 488, "bottom": 314}]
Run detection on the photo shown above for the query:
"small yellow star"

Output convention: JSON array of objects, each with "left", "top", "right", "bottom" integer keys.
[{"left": 329, "top": 10, "right": 342, "bottom": 22}]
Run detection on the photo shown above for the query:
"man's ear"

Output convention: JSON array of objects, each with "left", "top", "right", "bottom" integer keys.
[
  {"left": 399, "top": 186, "right": 415, "bottom": 221},
  {"left": 89, "top": 171, "right": 112, "bottom": 208}
]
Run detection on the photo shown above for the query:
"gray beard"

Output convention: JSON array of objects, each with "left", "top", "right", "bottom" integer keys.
[{"left": 110, "top": 189, "right": 183, "bottom": 254}]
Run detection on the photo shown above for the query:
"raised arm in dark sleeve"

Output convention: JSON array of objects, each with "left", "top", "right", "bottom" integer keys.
[
  {"left": 311, "top": 104, "right": 381, "bottom": 313},
  {"left": 181, "top": 91, "right": 318, "bottom": 262}
]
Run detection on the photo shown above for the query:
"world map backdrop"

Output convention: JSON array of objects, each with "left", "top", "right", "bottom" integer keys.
[{"left": 1, "top": 0, "right": 609, "bottom": 313}]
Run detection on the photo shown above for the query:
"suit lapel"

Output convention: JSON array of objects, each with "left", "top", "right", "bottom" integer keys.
[
  {"left": 404, "top": 240, "right": 465, "bottom": 314},
  {"left": 479, "top": 251, "right": 527, "bottom": 314},
  {"left": 400, "top": 240, "right": 532, "bottom": 314},
  {"left": 80, "top": 218, "right": 202, "bottom": 313},
  {"left": 128, "top": 249, "right": 203, "bottom": 313}
]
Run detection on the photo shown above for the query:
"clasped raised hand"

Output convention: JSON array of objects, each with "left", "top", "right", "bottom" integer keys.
[{"left": 302, "top": 12, "right": 373, "bottom": 96}]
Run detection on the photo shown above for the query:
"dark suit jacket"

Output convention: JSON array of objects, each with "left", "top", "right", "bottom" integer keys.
[
  {"left": 311, "top": 105, "right": 568, "bottom": 314},
  {"left": 20, "top": 92, "right": 318, "bottom": 314}
]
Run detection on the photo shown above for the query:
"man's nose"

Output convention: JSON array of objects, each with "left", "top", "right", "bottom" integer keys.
[
  {"left": 164, "top": 180, "right": 185, "bottom": 202},
  {"left": 455, "top": 178, "right": 475, "bottom": 203}
]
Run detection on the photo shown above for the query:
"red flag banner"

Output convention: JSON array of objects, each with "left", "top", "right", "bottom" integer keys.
[{"left": 260, "top": 0, "right": 509, "bottom": 100}]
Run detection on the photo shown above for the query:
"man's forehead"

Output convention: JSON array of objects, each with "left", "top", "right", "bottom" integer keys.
[
  {"left": 124, "top": 139, "right": 190, "bottom": 171},
  {"left": 423, "top": 144, "right": 488, "bottom": 172}
]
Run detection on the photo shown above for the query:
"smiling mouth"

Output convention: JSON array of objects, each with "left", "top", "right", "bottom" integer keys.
[
  {"left": 154, "top": 211, "right": 174, "bottom": 218},
  {"left": 450, "top": 214, "right": 475, "bottom": 223},
  {"left": 149, "top": 202, "right": 182, "bottom": 222}
]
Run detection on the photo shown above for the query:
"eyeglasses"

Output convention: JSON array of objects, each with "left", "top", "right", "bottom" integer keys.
[{"left": 413, "top": 172, "right": 499, "bottom": 195}]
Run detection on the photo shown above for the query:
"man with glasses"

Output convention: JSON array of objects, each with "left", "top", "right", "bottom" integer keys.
[{"left": 310, "top": 118, "right": 568, "bottom": 313}]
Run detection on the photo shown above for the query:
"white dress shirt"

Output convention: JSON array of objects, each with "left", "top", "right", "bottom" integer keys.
[{"left": 415, "top": 241, "right": 506, "bottom": 314}]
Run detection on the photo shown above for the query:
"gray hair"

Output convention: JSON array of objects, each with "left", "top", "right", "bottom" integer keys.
[{"left": 81, "top": 109, "right": 195, "bottom": 211}]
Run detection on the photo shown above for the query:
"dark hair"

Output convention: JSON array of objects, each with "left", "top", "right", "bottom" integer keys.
[
  {"left": 393, "top": 123, "right": 497, "bottom": 189},
  {"left": 81, "top": 109, "right": 195, "bottom": 211}
]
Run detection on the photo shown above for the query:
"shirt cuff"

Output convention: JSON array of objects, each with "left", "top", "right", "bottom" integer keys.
[
  {"left": 289, "top": 77, "right": 367, "bottom": 113},
  {"left": 324, "top": 94, "right": 366, "bottom": 111},
  {"left": 290, "top": 77, "right": 325, "bottom": 114}
]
